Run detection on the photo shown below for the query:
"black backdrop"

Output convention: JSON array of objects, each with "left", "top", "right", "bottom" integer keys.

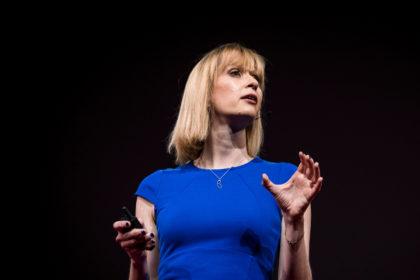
[{"left": 45, "top": 16, "right": 419, "bottom": 279}]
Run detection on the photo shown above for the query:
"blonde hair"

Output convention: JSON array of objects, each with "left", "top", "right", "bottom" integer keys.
[{"left": 167, "top": 43, "right": 266, "bottom": 166}]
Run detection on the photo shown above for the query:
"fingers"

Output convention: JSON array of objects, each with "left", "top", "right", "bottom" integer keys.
[
  {"left": 262, "top": 173, "right": 275, "bottom": 188},
  {"left": 299, "top": 151, "right": 323, "bottom": 196},
  {"left": 262, "top": 173, "right": 271, "bottom": 186},
  {"left": 309, "top": 176, "right": 323, "bottom": 201},
  {"left": 262, "top": 173, "right": 280, "bottom": 197},
  {"left": 298, "top": 152, "right": 305, "bottom": 173},
  {"left": 299, "top": 152, "right": 321, "bottom": 183},
  {"left": 119, "top": 230, "right": 156, "bottom": 251},
  {"left": 305, "top": 155, "right": 314, "bottom": 179},
  {"left": 298, "top": 152, "right": 314, "bottom": 180},
  {"left": 114, "top": 221, "right": 157, "bottom": 252},
  {"left": 113, "top": 220, "right": 131, "bottom": 232},
  {"left": 313, "top": 162, "right": 321, "bottom": 183}
]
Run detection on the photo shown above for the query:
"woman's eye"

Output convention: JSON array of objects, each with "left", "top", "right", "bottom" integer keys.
[{"left": 229, "top": 69, "right": 241, "bottom": 77}]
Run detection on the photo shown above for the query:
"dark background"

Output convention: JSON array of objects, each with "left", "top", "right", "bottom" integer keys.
[{"left": 45, "top": 16, "right": 419, "bottom": 279}]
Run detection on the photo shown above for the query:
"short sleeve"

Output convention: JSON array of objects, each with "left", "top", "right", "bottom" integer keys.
[
  {"left": 278, "top": 162, "right": 298, "bottom": 184},
  {"left": 134, "top": 170, "right": 163, "bottom": 205}
]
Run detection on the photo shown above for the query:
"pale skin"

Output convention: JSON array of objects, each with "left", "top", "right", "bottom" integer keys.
[{"left": 113, "top": 61, "right": 323, "bottom": 280}]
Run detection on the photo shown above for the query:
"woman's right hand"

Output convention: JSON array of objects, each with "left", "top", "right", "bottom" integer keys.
[{"left": 113, "top": 220, "right": 156, "bottom": 264}]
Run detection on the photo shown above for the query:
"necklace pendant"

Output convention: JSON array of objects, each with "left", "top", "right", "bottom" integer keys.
[{"left": 217, "top": 179, "right": 222, "bottom": 189}]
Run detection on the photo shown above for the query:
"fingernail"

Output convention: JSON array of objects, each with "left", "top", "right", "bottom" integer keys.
[
  {"left": 141, "top": 230, "right": 146, "bottom": 235},
  {"left": 150, "top": 233, "right": 155, "bottom": 237},
  {"left": 125, "top": 222, "right": 129, "bottom": 227}
]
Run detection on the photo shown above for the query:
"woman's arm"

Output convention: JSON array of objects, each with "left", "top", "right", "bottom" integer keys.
[
  {"left": 129, "top": 196, "right": 160, "bottom": 280},
  {"left": 278, "top": 205, "right": 312, "bottom": 280},
  {"left": 262, "top": 152, "right": 322, "bottom": 280},
  {"left": 114, "top": 196, "right": 159, "bottom": 280}
]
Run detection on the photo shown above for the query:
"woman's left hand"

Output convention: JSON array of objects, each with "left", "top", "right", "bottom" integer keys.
[{"left": 262, "top": 152, "right": 323, "bottom": 223}]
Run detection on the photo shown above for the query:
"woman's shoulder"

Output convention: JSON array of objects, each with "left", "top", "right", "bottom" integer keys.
[
  {"left": 257, "top": 157, "right": 298, "bottom": 170},
  {"left": 141, "top": 161, "right": 195, "bottom": 180},
  {"left": 257, "top": 157, "right": 298, "bottom": 183}
]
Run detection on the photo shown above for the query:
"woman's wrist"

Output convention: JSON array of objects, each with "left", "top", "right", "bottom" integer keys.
[
  {"left": 129, "top": 254, "right": 148, "bottom": 280},
  {"left": 283, "top": 215, "right": 305, "bottom": 246},
  {"left": 131, "top": 251, "right": 147, "bottom": 269},
  {"left": 282, "top": 209, "right": 305, "bottom": 228}
]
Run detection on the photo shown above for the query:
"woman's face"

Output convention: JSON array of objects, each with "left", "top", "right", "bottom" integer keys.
[{"left": 211, "top": 65, "right": 262, "bottom": 129}]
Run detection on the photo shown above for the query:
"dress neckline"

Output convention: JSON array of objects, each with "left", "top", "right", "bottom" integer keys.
[{"left": 189, "top": 157, "right": 260, "bottom": 171}]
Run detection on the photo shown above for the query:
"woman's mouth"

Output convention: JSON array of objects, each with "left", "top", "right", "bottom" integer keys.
[{"left": 241, "top": 94, "right": 257, "bottom": 104}]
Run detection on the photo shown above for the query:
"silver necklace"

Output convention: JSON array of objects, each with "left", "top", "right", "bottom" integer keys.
[{"left": 209, "top": 167, "right": 233, "bottom": 189}]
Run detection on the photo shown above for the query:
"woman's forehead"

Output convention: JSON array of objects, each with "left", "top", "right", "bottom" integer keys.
[{"left": 218, "top": 51, "right": 262, "bottom": 74}]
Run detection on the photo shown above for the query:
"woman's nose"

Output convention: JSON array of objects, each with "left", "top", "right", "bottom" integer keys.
[{"left": 246, "top": 74, "right": 259, "bottom": 91}]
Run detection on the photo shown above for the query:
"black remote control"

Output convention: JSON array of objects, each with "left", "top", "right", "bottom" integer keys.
[{"left": 120, "top": 206, "right": 143, "bottom": 233}]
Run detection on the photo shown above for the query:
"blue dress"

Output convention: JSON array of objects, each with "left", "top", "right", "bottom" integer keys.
[{"left": 135, "top": 157, "right": 297, "bottom": 280}]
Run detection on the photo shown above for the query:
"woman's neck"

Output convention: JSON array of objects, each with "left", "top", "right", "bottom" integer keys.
[{"left": 194, "top": 124, "right": 252, "bottom": 169}]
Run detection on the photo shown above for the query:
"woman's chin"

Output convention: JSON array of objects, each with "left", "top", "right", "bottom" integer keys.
[{"left": 228, "top": 113, "right": 257, "bottom": 131}]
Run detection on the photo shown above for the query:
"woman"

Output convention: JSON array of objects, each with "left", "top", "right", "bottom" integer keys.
[{"left": 113, "top": 43, "right": 323, "bottom": 280}]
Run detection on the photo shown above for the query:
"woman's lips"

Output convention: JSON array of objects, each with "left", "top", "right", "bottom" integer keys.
[
  {"left": 240, "top": 93, "right": 258, "bottom": 104},
  {"left": 242, "top": 98, "right": 257, "bottom": 104}
]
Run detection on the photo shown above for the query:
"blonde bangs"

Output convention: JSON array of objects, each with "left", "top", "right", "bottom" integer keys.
[{"left": 215, "top": 46, "right": 266, "bottom": 91}]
